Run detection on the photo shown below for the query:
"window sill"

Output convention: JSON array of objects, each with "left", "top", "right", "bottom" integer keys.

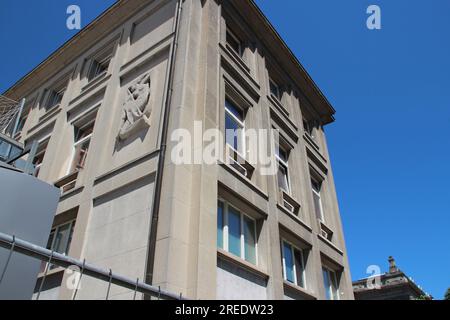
[
  {"left": 37, "top": 265, "right": 65, "bottom": 279},
  {"left": 217, "top": 248, "right": 269, "bottom": 280},
  {"left": 303, "top": 132, "right": 321, "bottom": 153},
  {"left": 283, "top": 281, "right": 317, "bottom": 300},
  {"left": 317, "top": 233, "right": 343, "bottom": 256},
  {"left": 39, "top": 104, "right": 62, "bottom": 123},
  {"left": 277, "top": 203, "right": 312, "bottom": 233},
  {"left": 59, "top": 185, "right": 84, "bottom": 201},
  {"left": 54, "top": 171, "right": 79, "bottom": 194},
  {"left": 226, "top": 145, "right": 255, "bottom": 179},
  {"left": 221, "top": 42, "right": 251, "bottom": 75},
  {"left": 27, "top": 106, "right": 61, "bottom": 135},
  {"left": 277, "top": 189, "right": 301, "bottom": 216},
  {"left": 81, "top": 72, "right": 111, "bottom": 93},
  {"left": 219, "top": 161, "right": 269, "bottom": 201}
]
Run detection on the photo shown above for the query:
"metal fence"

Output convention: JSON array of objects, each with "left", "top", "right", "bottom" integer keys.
[{"left": 0, "top": 232, "right": 185, "bottom": 300}]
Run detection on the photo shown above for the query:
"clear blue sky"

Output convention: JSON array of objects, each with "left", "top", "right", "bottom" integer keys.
[{"left": 1, "top": 1, "right": 449, "bottom": 299}]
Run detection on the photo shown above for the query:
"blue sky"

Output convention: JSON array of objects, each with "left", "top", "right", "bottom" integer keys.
[{"left": 1, "top": 1, "right": 449, "bottom": 299}]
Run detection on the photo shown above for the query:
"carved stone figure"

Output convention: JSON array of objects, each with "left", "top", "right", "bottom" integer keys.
[{"left": 117, "top": 73, "right": 152, "bottom": 141}]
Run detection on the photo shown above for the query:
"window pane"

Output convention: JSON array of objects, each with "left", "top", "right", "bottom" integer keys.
[
  {"left": 283, "top": 242, "right": 295, "bottom": 283},
  {"left": 228, "top": 207, "right": 241, "bottom": 258},
  {"left": 66, "top": 222, "right": 75, "bottom": 255},
  {"left": 71, "top": 139, "right": 90, "bottom": 173},
  {"left": 226, "top": 32, "right": 241, "bottom": 56},
  {"left": 331, "top": 271, "right": 339, "bottom": 300},
  {"left": 277, "top": 164, "right": 289, "bottom": 192},
  {"left": 243, "top": 216, "right": 256, "bottom": 264},
  {"left": 323, "top": 268, "right": 332, "bottom": 300},
  {"left": 225, "top": 114, "right": 244, "bottom": 154},
  {"left": 53, "top": 223, "right": 71, "bottom": 255},
  {"left": 270, "top": 80, "right": 280, "bottom": 99},
  {"left": 313, "top": 192, "right": 323, "bottom": 221},
  {"left": 75, "top": 124, "right": 94, "bottom": 142},
  {"left": 294, "top": 249, "right": 305, "bottom": 288},
  {"left": 311, "top": 179, "right": 321, "bottom": 192},
  {"left": 217, "top": 201, "right": 224, "bottom": 249},
  {"left": 225, "top": 100, "right": 243, "bottom": 121}
]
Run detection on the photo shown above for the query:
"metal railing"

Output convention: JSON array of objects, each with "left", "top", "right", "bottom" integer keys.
[{"left": 0, "top": 232, "right": 185, "bottom": 300}]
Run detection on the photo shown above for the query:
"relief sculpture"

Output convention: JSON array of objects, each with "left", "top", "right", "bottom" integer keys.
[{"left": 117, "top": 73, "right": 151, "bottom": 141}]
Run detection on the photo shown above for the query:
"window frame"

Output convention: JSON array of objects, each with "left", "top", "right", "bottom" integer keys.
[
  {"left": 269, "top": 78, "right": 282, "bottom": 101},
  {"left": 275, "top": 140, "right": 291, "bottom": 194},
  {"left": 224, "top": 98, "right": 246, "bottom": 158},
  {"left": 311, "top": 177, "right": 325, "bottom": 222},
  {"left": 322, "top": 267, "right": 340, "bottom": 300},
  {"left": 226, "top": 29, "right": 243, "bottom": 57},
  {"left": 67, "top": 120, "right": 95, "bottom": 175},
  {"left": 33, "top": 149, "right": 46, "bottom": 177},
  {"left": 281, "top": 239, "right": 306, "bottom": 289},
  {"left": 43, "top": 220, "right": 76, "bottom": 271},
  {"left": 217, "top": 199, "right": 258, "bottom": 265},
  {"left": 46, "top": 87, "right": 65, "bottom": 110},
  {"left": 88, "top": 55, "right": 111, "bottom": 82}
]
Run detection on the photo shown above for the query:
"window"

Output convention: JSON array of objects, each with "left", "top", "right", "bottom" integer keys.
[
  {"left": 69, "top": 121, "right": 94, "bottom": 174},
  {"left": 322, "top": 267, "right": 339, "bottom": 300},
  {"left": 16, "top": 112, "right": 28, "bottom": 134},
  {"left": 311, "top": 178, "right": 324, "bottom": 222},
  {"left": 88, "top": 56, "right": 110, "bottom": 81},
  {"left": 41, "top": 221, "right": 76, "bottom": 271},
  {"left": 217, "top": 200, "right": 257, "bottom": 265},
  {"left": 281, "top": 240, "right": 306, "bottom": 288},
  {"left": 30, "top": 141, "right": 48, "bottom": 178},
  {"left": 33, "top": 150, "right": 46, "bottom": 177},
  {"left": 303, "top": 118, "right": 316, "bottom": 140},
  {"left": 226, "top": 29, "right": 242, "bottom": 57},
  {"left": 276, "top": 141, "right": 290, "bottom": 193},
  {"left": 269, "top": 78, "right": 281, "bottom": 101},
  {"left": 46, "top": 88, "right": 65, "bottom": 110},
  {"left": 225, "top": 99, "right": 245, "bottom": 156}
]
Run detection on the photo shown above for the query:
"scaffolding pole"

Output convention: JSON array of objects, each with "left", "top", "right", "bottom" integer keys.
[{"left": 0, "top": 232, "right": 185, "bottom": 300}]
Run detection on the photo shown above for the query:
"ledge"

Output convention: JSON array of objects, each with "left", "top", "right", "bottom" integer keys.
[
  {"left": 305, "top": 146, "right": 328, "bottom": 176},
  {"left": 269, "top": 106, "right": 299, "bottom": 143},
  {"left": 221, "top": 42, "right": 251, "bottom": 75},
  {"left": 120, "top": 32, "right": 173, "bottom": 74},
  {"left": 68, "top": 80, "right": 108, "bottom": 110},
  {"left": 267, "top": 94, "right": 290, "bottom": 118},
  {"left": 94, "top": 149, "right": 159, "bottom": 185},
  {"left": 54, "top": 171, "right": 79, "bottom": 188},
  {"left": 59, "top": 186, "right": 84, "bottom": 201},
  {"left": 283, "top": 281, "right": 317, "bottom": 300},
  {"left": 38, "top": 105, "right": 62, "bottom": 123},
  {"left": 217, "top": 249, "right": 269, "bottom": 280},
  {"left": 277, "top": 189, "right": 301, "bottom": 216},
  {"left": 219, "top": 161, "right": 269, "bottom": 201},
  {"left": 318, "top": 234, "right": 344, "bottom": 256},
  {"left": 37, "top": 266, "right": 65, "bottom": 279},
  {"left": 220, "top": 45, "right": 261, "bottom": 102},
  {"left": 27, "top": 107, "right": 61, "bottom": 136},
  {"left": 277, "top": 204, "right": 313, "bottom": 233},
  {"left": 80, "top": 72, "right": 111, "bottom": 96}
]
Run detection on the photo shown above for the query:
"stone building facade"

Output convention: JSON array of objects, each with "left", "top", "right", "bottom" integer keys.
[{"left": 3, "top": 0, "right": 353, "bottom": 300}]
